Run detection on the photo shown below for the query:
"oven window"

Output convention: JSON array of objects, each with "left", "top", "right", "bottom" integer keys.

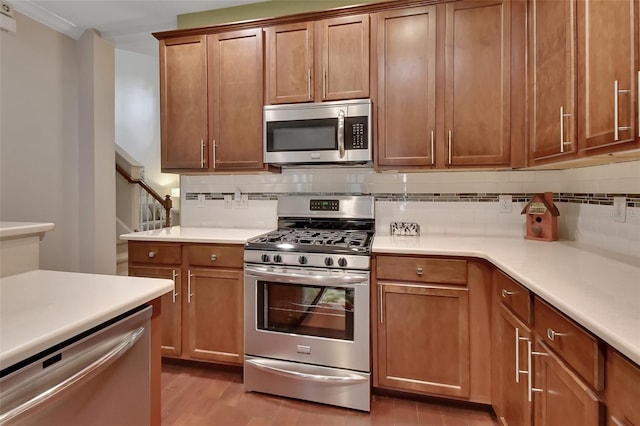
[
  {"left": 267, "top": 118, "right": 337, "bottom": 152},
  {"left": 257, "top": 281, "right": 354, "bottom": 341}
]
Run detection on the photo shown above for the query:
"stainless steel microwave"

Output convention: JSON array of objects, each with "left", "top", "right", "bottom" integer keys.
[{"left": 263, "top": 99, "right": 372, "bottom": 165}]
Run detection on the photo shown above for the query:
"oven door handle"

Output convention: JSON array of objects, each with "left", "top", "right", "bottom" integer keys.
[
  {"left": 246, "top": 358, "right": 368, "bottom": 385},
  {"left": 245, "top": 267, "right": 368, "bottom": 286}
]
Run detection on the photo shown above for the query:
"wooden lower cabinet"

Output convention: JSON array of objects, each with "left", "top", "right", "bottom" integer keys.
[
  {"left": 376, "top": 282, "right": 470, "bottom": 398},
  {"left": 496, "top": 304, "right": 533, "bottom": 426},
  {"left": 128, "top": 241, "right": 244, "bottom": 366},
  {"left": 129, "top": 266, "right": 182, "bottom": 357},
  {"left": 605, "top": 347, "right": 640, "bottom": 426},
  {"left": 186, "top": 268, "right": 243, "bottom": 364},
  {"left": 533, "top": 340, "right": 603, "bottom": 426}
]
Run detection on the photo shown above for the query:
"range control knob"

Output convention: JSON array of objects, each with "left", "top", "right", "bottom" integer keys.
[
  {"left": 324, "top": 257, "right": 334, "bottom": 266},
  {"left": 338, "top": 257, "right": 348, "bottom": 267},
  {"left": 298, "top": 256, "right": 308, "bottom": 265},
  {"left": 261, "top": 254, "right": 270, "bottom": 263},
  {"left": 273, "top": 254, "right": 282, "bottom": 263}
]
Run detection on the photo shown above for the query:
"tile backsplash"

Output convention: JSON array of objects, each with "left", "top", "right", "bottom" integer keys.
[{"left": 181, "top": 161, "right": 640, "bottom": 261}]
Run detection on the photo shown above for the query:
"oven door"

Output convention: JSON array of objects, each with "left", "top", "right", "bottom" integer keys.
[{"left": 244, "top": 264, "right": 369, "bottom": 372}]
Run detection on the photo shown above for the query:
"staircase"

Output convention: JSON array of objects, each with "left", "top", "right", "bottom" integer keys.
[{"left": 115, "top": 146, "right": 174, "bottom": 275}]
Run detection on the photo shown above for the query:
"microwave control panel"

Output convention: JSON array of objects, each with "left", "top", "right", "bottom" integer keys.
[{"left": 345, "top": 117, "right": 368, "bottom": 150}]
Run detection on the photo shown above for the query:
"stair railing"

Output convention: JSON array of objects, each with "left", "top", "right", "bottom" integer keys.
[{"left": 116, "top": 164, "right": 172, "bottom": 229}]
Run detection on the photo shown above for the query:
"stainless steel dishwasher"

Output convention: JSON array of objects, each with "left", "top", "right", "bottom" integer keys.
[{"left": 0, "top": 305, "right": 151, "bottom": 425}]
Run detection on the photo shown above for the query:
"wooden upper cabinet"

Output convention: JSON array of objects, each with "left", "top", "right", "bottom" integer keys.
[
  {"left": 529, "top": 0, "right": 577, "bottom": 163},
  {"left": 376, "top": 6, "right": 437, "bottom": 167},
  {"left": 207, "top": 29, "right": 264, "bottom": 171},
  {"left": 318, "top": 14, "right": 370, "bottom": 101},
  {"left": 266, "top": 16, "right": 370, "bottom": 104},
  {"left": 266, "top": 22, "right": 314, "bottom": 104},
  {"left": 160, "top": 35, "right": 208, "bottom": 171},
  {"left": 578, "top": 0, "right": 638, "bottom": 154},
  {"left": 445, "top": 0, "right": 511, "bottom": 167}
]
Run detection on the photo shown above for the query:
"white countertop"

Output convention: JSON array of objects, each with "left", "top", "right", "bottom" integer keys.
[
  {"left": 373, "top": 234, "right": 640, "bottom": 365},
  {"left": 120, "top": 226, "right": 273, "bottom": 244},
  {"left": 0, "top": 269, "right": 173, "bottom": 370},
  {"left": 0, "top": 222, "right": 55, "bottom": 239}
]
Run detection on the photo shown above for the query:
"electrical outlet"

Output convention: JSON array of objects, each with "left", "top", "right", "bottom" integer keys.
[
  {"left": 498, "top": 195, "right": 512, "bottom": 213},
  {"left": 238, "top": 194, "right": 249, "bottom": 209},
  {"left": 197, "top": 194, "right": 205, "bottom": 208},
  {"left": 223, "top": 194, "right": 232, "bottom": 209},
  {"left": 613, "top": 197, "right": 626, "bottom": 223}
]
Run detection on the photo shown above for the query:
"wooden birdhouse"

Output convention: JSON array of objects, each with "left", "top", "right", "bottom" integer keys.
[{"left": 521, "top": 192, "right": 559, "bottom": 242}]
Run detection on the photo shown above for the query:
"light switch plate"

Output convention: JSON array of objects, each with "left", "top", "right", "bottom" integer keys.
[
  {"left": 613, "top": 197, "right": 626, "bottom": 223},
  {"left": 390, "top": 222, "right": 420, "bottom": 236}
]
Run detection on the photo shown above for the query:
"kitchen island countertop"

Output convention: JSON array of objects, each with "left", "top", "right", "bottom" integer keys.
[
  {"left": 373, "top": 234, "right": 640, "bottom": 366},
  {"left": 0, "top": 270, "right": 172, "bottom": 370},
  {"left": 120, "top": 226, "right": 273, "bottom": 244}
]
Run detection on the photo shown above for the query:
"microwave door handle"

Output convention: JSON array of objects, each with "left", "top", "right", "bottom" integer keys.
[{"left": 338, "top": 110, "right": 345, "bottom": 158}]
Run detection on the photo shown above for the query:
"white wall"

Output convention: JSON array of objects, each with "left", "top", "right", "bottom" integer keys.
[
  {"left": 0, "top": 12, "right": 80, "bottom": 272},
  {"left": 181, "top": 161, "right": 640, "bottom": 261},
  {"left": 114, "top": 49, "right": 178, "bottom": 198},
  {"left": 0, "top": 13, "right": 117, "bottom": 273}
]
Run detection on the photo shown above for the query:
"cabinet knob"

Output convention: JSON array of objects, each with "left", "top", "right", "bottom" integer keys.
[
  {"left": 501, "top": 288, "right": 517, "bottom": 298},
  {"left": 416, "top": 267, "right": 424, "bottom": 275},
  {"left": 148, "top": 251, "right": 156, "bottom": 258},
  {"left": 210, "top": 254, "right": 217, "bottom": 261},
  {"left": 546, "top": 328, "right": 568, "bottom": 341}
]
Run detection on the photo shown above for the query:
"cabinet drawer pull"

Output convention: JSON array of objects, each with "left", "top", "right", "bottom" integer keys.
[
  {"left": 307, "top": 69, "right": 312, "bottom": 100},
  {"left": 379, "top": 284, "right": 384, "bottom": 324},
  {"left": 559, "top": 106, "right": 572, "bottom": 153},
  {"left": 527, "top": 341, "right": 549, "bottom": 402},
  {"left": 430, "top": 130, "right": 434, "bottom": 165},
  {"left": 546, "top": 328, "right": 568, "bottom": 341},
  {"left": 210, "top": 254, "right": 217, "bottom": 261},
  {"left": 447, "top": 130, "right": 453, "bottom": 165},
  {"left": 614, "top": 80, "right": 631, "bottom": 141},
  {"left": 416, "top": 267, "right": 424, "bottom": 276},
  {"left": 501, "top": 288, "right": 517, "bottom": 298},
  {"left": 171, "top": 269, "right": 179, "bottom": 303},
  {"left": 515, "top": 328, "right": 529, "bottom": 384},
  {"left": 187, "top": 270, "right": 194, "bottom": 304},
  {"left": 148, "top": 251, "right": 156, "bottom": 258}
]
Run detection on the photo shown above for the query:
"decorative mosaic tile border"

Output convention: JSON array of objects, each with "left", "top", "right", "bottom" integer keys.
[{"left": 185, "top": 192, "right": 640, "bottom": 207}]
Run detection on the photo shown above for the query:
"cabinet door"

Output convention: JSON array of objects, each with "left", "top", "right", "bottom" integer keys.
[
  {"left": 376, "top": 282, "right": 470, "bottom": 398},
  {"left": 497, "top": 305, "right": 532, "bottom": 426},
  {"left": 529, "top": 0, "right": 577, "bottom": 162},
  {"left": 375, "top": 6, "right": 437, "bottom": 167},
  {"left": 533, "top": 340, "right": 603, "bottom": 426},
  {"left": 578, "top": 0, "right": 638, "bottom": 153},
  {"left": 160, "top": 35, "right": 208, "bottom": 171},
  {"left": 129, "top": 266, "right": 182, "bottom": 357},
  {"left": 444, "top": 0, "right": 511, "bottom": 166},
  {"left": 208, "top": 29, "right": 264, "bottom": 171},
  {"left": 605, "top": 348, "right": 640, "bottom": 426},
  {"left": 186, "top": 268, "right": 243, "bottom": 365},
  {"left": 319, "top": 14, "right": 370, "bottom": 101},
  {"left": 266, "top": 22, "right": 314, "bottom": 104}
]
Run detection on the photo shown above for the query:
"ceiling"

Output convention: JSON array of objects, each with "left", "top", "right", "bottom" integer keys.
[{"left": 10, "top": 0, "right": 267, "bottom": 56}]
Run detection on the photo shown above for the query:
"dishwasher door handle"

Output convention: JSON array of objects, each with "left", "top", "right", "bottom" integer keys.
[{"left": 0, "top": 327, "right": 145, "bottom": 424}]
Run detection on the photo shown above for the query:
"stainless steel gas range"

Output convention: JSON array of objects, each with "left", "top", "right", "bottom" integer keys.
[{"left": 243, "top": 195, "right": 374, "bottom": 412}]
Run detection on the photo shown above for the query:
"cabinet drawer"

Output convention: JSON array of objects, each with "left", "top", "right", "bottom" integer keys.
[
  {"left": 128, "top": 242, "right": 181, "bottom": 265},
  {"left": 186, "top": 244, "right": 243, "bottom": 269},
  {"left": 495, "top": 271, "right": 532, "bottom": 323},
  {"left": 533, "top": 297, "right": 604, "bottom": 391},
  {"left": 376, "top": 256, "right": 467, "bottom": 285}
]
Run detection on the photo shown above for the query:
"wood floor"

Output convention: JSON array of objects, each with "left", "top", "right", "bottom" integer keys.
[{"left": 161, "top": 361, "right": 499, "bottom": 426}]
